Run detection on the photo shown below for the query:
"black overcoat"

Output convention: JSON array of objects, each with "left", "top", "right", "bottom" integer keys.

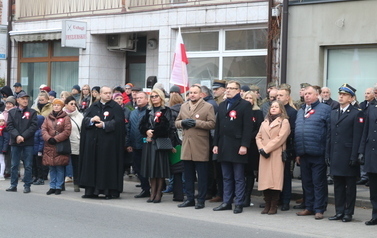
[
  {"left": 214, "top": 96, "right": 253, "bottom": 164},
  {"left": 247, "top": 109, "right": 263, "bottom": 171},
  {"left": 359, "top": 104, "right": 377, "bottom": 173},
  {"left": 327, "top": 105, "right": 364, "bottom": 176},
  {"left": 78, "top": 100, "right": 125, "bottom": 193}
]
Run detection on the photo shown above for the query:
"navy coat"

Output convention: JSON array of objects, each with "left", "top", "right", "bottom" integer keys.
[
  {"left": 214, "top": 95, "right": 253, "bottom": 164},
  {"left": 359, "top": 104, "right": 377, "bottom": 173},
  {"left": 327, "top": 105, "right": 364, "bottom": 176}
]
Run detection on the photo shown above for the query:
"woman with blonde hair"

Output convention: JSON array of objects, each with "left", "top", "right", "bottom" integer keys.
[
  {"left": 242, "top": 91, "right": 263, "bottom": 207},
  {"left": 60, "top": 91, "right": 72, "bottom": 102},
  {"left": 256, "top": 100, "right": 290, "bottom": 215},
  {"left": 78, "top": 84, "right": 93, "bottom": 113},
  {"left": 139, "top": 88, "right": 175, "bottom": 203}
]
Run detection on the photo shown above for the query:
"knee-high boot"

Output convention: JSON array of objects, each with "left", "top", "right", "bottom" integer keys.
[
  {"left": 242, "top": 176, "right": 254, "bottom": 207},
  {"left": 268, "top": 190, "right": 280, "bottom": 215},
  {"left": 261, "top": 190, "right": 271, "bottom": 214}
]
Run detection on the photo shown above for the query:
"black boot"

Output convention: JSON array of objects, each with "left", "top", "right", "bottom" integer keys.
[{"left": 242, "top": 176, "right": 254, "bottom": 207}]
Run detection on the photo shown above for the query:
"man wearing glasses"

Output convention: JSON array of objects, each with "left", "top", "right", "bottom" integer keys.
[{"left": 213, "top": 81, "right": 253, "bottom": 214}]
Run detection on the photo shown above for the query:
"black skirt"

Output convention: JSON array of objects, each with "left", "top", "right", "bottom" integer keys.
[{"left": 141, "top": 140, "right": 170, "bottom": 178}]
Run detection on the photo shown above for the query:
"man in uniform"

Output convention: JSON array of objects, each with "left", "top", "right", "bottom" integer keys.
[
  {"left": 176, "top": 85, "right": 216, "bottom": 209},
  {"left": 212, "top": 80, "right": 227, "bottom": 105},
  {"left": 79, "top": 86, "right": 125, "bottom": 199},
  {"left": 327, "top": 84, "right": 364, "bottom": 222},
  {"left": 295, "top": 86, "right": 331, "bottom": 220},
  {"left": 213, "top": 80, "right": 253, "bottom": 214}
]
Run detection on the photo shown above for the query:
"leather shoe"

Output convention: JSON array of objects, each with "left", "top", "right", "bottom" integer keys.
[
  {"left": 233, "top": 205, "right": 243, "bottom": 214},
  {"left": 281, "top": 204, "right": 290, "bottom": 211},
  {"left": 365, "top": 218, "right": 377, "bottom": 225},
  {"left": 134, "top": 190, "right": 151, "bottom": 198},
  {"left": 342, "top": 215, "right": 352, "bottom": 222},
  {"left": 296, "top": 209, "right": 314, "bottom": 216},
  {"left": 178, "top": 200, "right": 195, "bottom": 208},
  {"left": 293, "top": 203, "right": 305, "bottom": 209},
  {"left": 213, "top": 203, "right": 232, "bottom": 211},
  {"left": 209, "top": 196, "right": 223, "bottom": 203},
  {"left": 6, "top": 186, "right": 17, "bottom": 192},
  {"left": 23, "top": 187, "right": 31, "bottom": 193},
  {"left": 328, "top": 214, "right": 344, "bottom": 220},
  {"left": 356, "top": 179, "right": 368, "bottom": 185},
  {"left": 315, "top": 213, "right": 324, "bottom": 220},
  {"left": 195, "top": 202, "right": 205, "bottom": 209}
]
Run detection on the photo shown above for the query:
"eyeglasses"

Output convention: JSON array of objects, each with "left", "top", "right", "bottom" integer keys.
[
  {"left": 226, "top": 87, "right": 239, "bottom": 90},
  {"left": 150, "top": 95, "right": 159, "bottom": 99}
]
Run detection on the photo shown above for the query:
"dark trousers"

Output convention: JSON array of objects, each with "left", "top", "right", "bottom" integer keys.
[
  {"left": 221, "top": 162, "right": 245, "bottom": 206},
  {"left": 300, "top": 155, "right": 328, "bottom": 213},
  {"left": 173, "top": 172, "right": 184, "bottom": 200},
  {"left": 32, "top": 155, "right": 43, "bottom": 180},
  {"left": 281, "top": 158, "right": 292, "bottom": 205},
  {"left": 333, "top": 176, "right": 357, "bottom": 215},
  {"left": 133, "top": 149, "right": 150, "bottom": 191},
  {"left": 183, "top": 160, "right": 208, "bottom": 203},
  {"left": 368, "top": 173, "right": 377, "bottom": 219},
  {"left": 71, "top": 154, "right": 80, "bottom": 185},
  {"left": 207, "top": 159, "right": 223, "bottom": 197}
]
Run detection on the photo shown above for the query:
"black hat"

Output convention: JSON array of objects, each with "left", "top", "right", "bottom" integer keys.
[
  {"left": 212, "top": 80, "right": 226, "bottom": 89},
  {"left": 241, "top": 85, "right": 250, "bottom": 92},
  {"left": 72, "top": 85, "right": 81, "bottom": 93},
  {"left": 131, "top": 87, "right": 142, "bottom": 92},
  {"left": 169, "top": 85, "right": 181, "bottom": 94},
  {"left": 13, "top": 82, "right": 22, "bottom": 87},
  {"left": 17, "top": 91, "right": 30, "bottom": 98},
  {"left": 92, "top": 86, "right": 100, "bottom": 92},
  {"left": 49, "top": 91, "right": 57, "bottom": 98},
  {"left": 338, "top": 83, "right": 356, "bottom": 97}
]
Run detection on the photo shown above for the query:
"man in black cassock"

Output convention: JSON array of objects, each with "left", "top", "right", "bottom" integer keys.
[{"left": 79, "top": 86, "right": 125, "bottom": 199}]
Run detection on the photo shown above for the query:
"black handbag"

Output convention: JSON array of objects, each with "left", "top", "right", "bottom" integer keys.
[
  {"left": 56, "top": 139, "right": 71, "bottom": 155},
  {"left": 155, "top": 138, "right": 173, "bottom": 151}
]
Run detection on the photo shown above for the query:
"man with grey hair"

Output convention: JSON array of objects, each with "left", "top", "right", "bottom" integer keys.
[{"left": 321, "top": 87, "right": 339, "bottom": 110}]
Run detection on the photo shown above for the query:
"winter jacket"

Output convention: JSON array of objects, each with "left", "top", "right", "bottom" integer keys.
[
  {"left": 126, "top": 105, "right": 147, "bottom": 150},
  {"left": 7, "top": 106, "right": 38, "bottom": 147},
  {"left": 33, "top": 115, "right": 45, "bottom": 155},
  {"left": 42, "top": 111, "right": 71, "bottom": 166},
  {"left": 64, "top": 108, "right": 83, "bottom": 155},
  {"left": 0, "top": 126, "right": 10, "bottom": 153},
  {"left": 295, "top": 100, "right": 331, "bottom": 157}
]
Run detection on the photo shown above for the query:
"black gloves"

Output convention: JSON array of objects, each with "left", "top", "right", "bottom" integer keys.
[
  {"left": 325, "top": 158, "right": 330, "bottom": 167},
  {"left": 349, "top": 160, "right": 358, "bottom": 167},
  {"left": 48, "top": 138, "right": 57, "bottom": 145},
  {"left": 181, "top": 119, "right": 196, "bottom": 129},
  {"left": 358, "top": 154, "right": 364, "bottom": 165},
  {"left": 259, "top": 149, "right": 270, "bottom": 158}
]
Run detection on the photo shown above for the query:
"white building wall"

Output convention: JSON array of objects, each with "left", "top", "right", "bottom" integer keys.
[{"left": 11, "top": 1, "right": 268, "bottom": 89}]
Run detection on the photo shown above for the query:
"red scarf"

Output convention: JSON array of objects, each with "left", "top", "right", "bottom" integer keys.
[{"left": 0, "top": 125, "right": 5, "bottom": 136}]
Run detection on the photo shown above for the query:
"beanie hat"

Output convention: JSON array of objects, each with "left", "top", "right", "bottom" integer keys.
[
  {"left": 5, "top": 96, "right": 16, "bottom": 105},
  {"left": 112, "top": 93, "right": 123, "bottom": 100},
  {"left": 39, "top": 84, "right": 47, "bottom": 89},
  {"left": 241, "top": 85, "right": 250, "bottom": 92},
  {"left": 0, "top": 114, "right": 5, "bottom": 121},
  {"left": 49, "top": 91, "right": 57, "bottom": 98},
  {"left": 41, "top": 86, "right": 51, "bottom": 92},
  {"left": 72, "top": 85, "right": 81, "bottom": 93},
  {"left": 52, "top": 98, "right": 65, "bottom": 107},
  {"left": 92, "top": 86, "right": 100, "bottom": 93},
  {"left": 170, "top": 85, "right": 181, "bottom": 94}
]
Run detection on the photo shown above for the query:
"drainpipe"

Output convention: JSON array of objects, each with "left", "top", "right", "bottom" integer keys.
[
  {"left": 267, "top": 0, "right": 273, "bottom": 83},
  {"left": 6, "top": 0, "right": 13, "bottom": 86},
  {"left": 280, "top": 0, "right": 289, "bottom": 84}
]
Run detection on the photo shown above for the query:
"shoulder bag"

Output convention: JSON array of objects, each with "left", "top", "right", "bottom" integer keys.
[{"left": 155, "top": 137, "right": 173, "bottom": 151}]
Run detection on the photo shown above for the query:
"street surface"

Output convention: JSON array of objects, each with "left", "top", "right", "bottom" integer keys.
[{"left": 0, "top": 178, "right": 375, "bottom": 238}]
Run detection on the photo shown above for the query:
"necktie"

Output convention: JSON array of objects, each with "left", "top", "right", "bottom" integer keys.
[{"left": 305, "top": 106, "right": 311, "bottom": 114}]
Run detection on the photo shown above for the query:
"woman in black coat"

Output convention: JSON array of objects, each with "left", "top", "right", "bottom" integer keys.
[
  {"left": 242, "top": 91, "right": 263, "bottom": 207},
  {"left": 139, "top": 89, "right": 175, "bottom": 203}
]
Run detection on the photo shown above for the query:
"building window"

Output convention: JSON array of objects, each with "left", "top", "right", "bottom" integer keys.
[
  {"left": 19, "top": 41, "right": 79, "bottom": 103},
  {"left": 183, "top": 28, "right": 267, "bottom": 88},
  {"left": 326, "top": 47, "right": 377, "bottom": 101}
]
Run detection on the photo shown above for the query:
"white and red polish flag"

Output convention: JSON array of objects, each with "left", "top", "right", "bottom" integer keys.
[{"left": 170, "top": 28, "right": 189, "bottom": 92}]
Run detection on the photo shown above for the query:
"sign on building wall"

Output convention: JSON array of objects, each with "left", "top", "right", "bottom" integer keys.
[
  {"left": 61, "top": 20, "right": 87, "bottom": 49},
  {"left": 0, "top": 25, "right": 7, "bottom": 60}
]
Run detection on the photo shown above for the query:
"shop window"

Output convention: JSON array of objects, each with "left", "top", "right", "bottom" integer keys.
[
  {"left": 327, "top": 47, "right": 377, "bottom": 101},
  {"left": 19, "top": 41, "right": 79, "bottom": 103}
]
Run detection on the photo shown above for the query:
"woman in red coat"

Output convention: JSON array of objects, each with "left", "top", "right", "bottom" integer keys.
[{"left": 42, "top": 99, "right": 71, "bottom": 195}]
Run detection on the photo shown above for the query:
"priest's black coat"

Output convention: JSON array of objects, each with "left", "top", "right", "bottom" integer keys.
[{"left": 78, "top": 100, "right": 125, "bottom": 193}]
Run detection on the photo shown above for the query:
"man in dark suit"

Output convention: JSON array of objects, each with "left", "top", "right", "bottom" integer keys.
[
  {"left": 276, "top": 85, "right": 297, "bottom": 211},
  {"left": 359, "top": 95, "right": 377, "bottom": 225},
  {"left": 327, "top": 84, "right": 364, "bottom": 222},
  {"left": 213, "top": 80, "right": 253, "bottom": 214},
  {"left": 320, "top": 87, "right": 340, "bottom": 110},
  {"left": 357, "top": 87, "right": 376, "bottom": 185}
]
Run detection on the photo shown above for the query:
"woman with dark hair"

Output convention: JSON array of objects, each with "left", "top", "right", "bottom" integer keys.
[
  {"left": 139, "top": 88, "right": 175, "bottom": 203},
  {"left": 91, "top": 86, "right": 100, "bottom": 103},
  {"left": 63, "top": 96, "right": 83, "bottom": 192},
  {"left": 42, "top": 99, "right": 72, "bottom": 195},
  {"left": 256, "top": 100, "right": 290, "bottom": 215},
  {"left": 242, "top": 91, "right": 264, "bottom": 207}
]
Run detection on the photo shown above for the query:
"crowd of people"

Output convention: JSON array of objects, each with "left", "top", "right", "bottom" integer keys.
[{"left": 1, "top": 80, "right": 377, "bottom": 226}]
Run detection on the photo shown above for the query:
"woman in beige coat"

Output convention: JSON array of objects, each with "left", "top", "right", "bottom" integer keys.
[{"left": 256, "top": 101, "right": 290, "bottom": 215}]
